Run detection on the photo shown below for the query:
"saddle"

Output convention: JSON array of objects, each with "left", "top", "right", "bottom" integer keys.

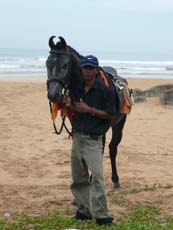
[{"left": 99, "top": 67, "right": 134, "bottom": 114}]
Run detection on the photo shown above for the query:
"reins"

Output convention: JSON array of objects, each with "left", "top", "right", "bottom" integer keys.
[
  {"left": 49, "top": 101, "right": 65, "bottom": 135},
  {"left": 48, "top": 86, "right": 73, "bottom": 137},
  {"left": 49, "top": 101, "right": 72, "bottom": 137}
]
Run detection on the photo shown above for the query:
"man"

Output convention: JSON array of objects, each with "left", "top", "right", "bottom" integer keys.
[{"left": 69, "top": 55, "right": 115, "bottom": 226}]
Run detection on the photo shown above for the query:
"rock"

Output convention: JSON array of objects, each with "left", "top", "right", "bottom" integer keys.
[
  {"left": 133, "top": 88, "right": 145, "bottom": 97},
  {"left": 144, "top": 84, "right": 173, "bottom": 97},
  {"left": 133, "top": 84, "right": 173, "bottom": 105},
  {"left": 160, "top": 89, "right": 173, "bottom": 105},
  {"left": 134, "top": 96, "right": 146, "bottom": 103},
  {"left": 133, "top": 88, "right": 146, "bottom": 103}
]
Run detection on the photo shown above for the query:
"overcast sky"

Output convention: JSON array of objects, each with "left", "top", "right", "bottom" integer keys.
[{"left": 0, "top": 0, "right": 173, "bottom": 56}]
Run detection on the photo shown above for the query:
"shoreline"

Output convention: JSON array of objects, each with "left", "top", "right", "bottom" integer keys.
[{"left": 1, "top": 75, "right": 173, "bottom": 90}]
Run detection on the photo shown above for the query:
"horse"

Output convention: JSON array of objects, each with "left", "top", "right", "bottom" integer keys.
[{"left": 46, "top": 36, "right": 127, "bottom": 189}]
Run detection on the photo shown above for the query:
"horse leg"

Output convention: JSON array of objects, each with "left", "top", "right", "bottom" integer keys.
[{"left": 109, "top": 115, "right": 127, "bottom": 189}]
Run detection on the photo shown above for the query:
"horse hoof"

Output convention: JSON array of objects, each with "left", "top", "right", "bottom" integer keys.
[{"left": 114, "top": 182, "right": 121, "bottom": 191}]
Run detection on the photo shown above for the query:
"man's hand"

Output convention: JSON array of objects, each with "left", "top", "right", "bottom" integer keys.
[
  {"left": 74, "top": 101, "right": 92, "bottom": 113},
  {"left": 61, "top": 95, "right": 71, "bottom": 107}
]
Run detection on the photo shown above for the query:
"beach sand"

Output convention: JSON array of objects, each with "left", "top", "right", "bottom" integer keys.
[{"left": 0, "top": 76, "right": 173, "bottom": 217}]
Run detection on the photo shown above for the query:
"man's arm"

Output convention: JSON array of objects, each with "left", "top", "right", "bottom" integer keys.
[
  {"left": 74, "top": 101, "right": 115, "bottom": 120},
  {"left": 62, "top": 95, "right": 117, "bottom": 120}
]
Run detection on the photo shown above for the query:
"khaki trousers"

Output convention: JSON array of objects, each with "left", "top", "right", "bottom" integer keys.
[{"left": 70, "top": 132, "right": 109, "bottom": 218}]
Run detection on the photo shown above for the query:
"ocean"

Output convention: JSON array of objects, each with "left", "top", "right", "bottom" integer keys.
[{"left": 0, "top": 48, "right": 173, "bottom": 79}]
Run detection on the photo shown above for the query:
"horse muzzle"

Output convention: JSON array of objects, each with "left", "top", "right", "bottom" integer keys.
[
  {"left": 47, "top": 90, "right": 61, "bottom": 103},
  {"left": 47, "top": 81, "right": 64, "bottom": 103}
]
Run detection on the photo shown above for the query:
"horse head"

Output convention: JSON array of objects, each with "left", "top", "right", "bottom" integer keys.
[{"left": 46, "top": 36, "right": 72, "bottom": 103}]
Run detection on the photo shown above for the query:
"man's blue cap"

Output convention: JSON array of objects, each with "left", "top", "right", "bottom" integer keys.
[{"left": 80, "top": 55, "right": 99, "bottom": 68}]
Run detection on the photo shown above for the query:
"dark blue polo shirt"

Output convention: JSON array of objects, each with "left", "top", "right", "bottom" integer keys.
[{"left": 72, "top": 76, "right": 116, "bottom": 135}]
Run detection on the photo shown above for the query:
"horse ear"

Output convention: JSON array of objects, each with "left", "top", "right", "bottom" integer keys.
[
  {"left": 49, "top": 36, "right": 56, "bottom": 49},
  {"left": 59, "top": 36, "right": 67, "bottom": 48}
]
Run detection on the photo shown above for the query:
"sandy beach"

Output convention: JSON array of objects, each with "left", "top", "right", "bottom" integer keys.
[{"left": 0, "top": 76, "right": 173, "bottom": 218}]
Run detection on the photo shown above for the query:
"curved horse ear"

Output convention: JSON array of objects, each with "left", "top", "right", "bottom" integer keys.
[
  {"left": 49, "top": 36, "right": 56, "bottom": 49},
  {"left": 59, "top": 36, "right": 67, "bottom": 49}
]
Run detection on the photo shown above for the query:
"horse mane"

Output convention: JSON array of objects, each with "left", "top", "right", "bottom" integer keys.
[
  {"left": 65, "top": 46, "right": 84, "bottom": 101},
  {"left": 68, "top": 46, "right": 83, "bottom": 61}
]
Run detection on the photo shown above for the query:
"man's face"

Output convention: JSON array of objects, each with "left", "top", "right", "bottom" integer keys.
[{"left": 81, "top": 66, "right": 98, "bottom": 82}]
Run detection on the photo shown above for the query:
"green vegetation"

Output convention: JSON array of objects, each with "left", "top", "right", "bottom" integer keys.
[
  {"left": 124, "top": 204, "right": 173, "bottom": 230},
  {"left": 128, "top": 183, "right": 173, "bottom": 194},
  {"left": 1, "top": 183, "right": 173, "bottom": 229},
  {"left": 1, "top": 203, "right": 173, "bottom": 230}
]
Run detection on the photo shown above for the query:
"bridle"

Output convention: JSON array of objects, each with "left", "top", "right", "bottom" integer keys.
[
  {"left": 47, "top": 50, "right": 73, "bottom": 136},
  {"left": 47, "top": 50, "right": 71, "bottom": 89}
]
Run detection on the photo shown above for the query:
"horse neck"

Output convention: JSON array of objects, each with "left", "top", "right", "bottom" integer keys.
[{"left": 68, "top": 46, "right": 83, "bottom": 94}]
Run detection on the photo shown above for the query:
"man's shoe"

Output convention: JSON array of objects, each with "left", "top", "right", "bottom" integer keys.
[
  {"left": 73, "top": 211, "right": 92, "bottom": 221},
  {"left": 96, "top": 217, "right": 113, "bottom": 226}
]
